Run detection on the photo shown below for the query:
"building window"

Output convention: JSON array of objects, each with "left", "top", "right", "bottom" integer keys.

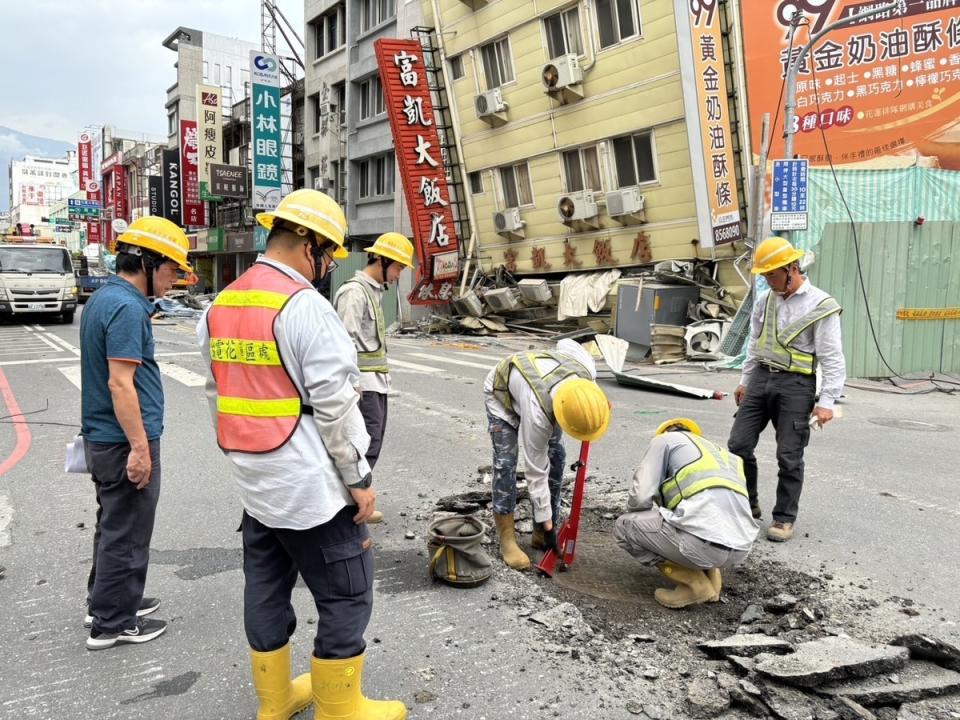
[
  {"left": 167, "top": 110, "right": 178, "bottom": 136},
  {"left": 357, "top": 153, "right": 394, "bottom": 198},
  {"left": 312, "top": 3, "right": 346, "bottom": 59},
  {"left": 449, "top": 54, "right": 465, "bottom": 80},
  {"left": 333, "top": 82, "right": 347, "bottom": 126},
  {"left": 596, "top": 0, "right": 640, "bottom": 48},
  {"left": 498, "top": 162, "right": 533, "bottom": 208},
  {"left": 360, "top": 0, "right": 396, "bottom": 33},
  {"left": 214, "top": 63, "right": 221, "bottom": 85},
  {"left": 480, "top": 37, "right": 514, "bottom": 89},
  {"left": 545, "top": 6, "right": 583, "bottom": 58},
  {"left": 203, "top": 61, "right": 209, "bottom": 81},
  {"left": 309, "top": 165, "right": 321, "bottom": 189},
  {"left": 359, "top": 76, "right": 385, "bottom": 120},
  {"left": 310, "top": 93, "right": 321, "bottom": 133},
  {"left": 468, "top": 171, "right": 484, "bottom": 194},
  {"left": 562, "top": 146, "right": 602, "bottom": 193},
  {"left": 331, "top": 160, "right": 342, "bottom": 203},
  {"left": 612, "top": 132, "right": 657, "bottom": 186}
]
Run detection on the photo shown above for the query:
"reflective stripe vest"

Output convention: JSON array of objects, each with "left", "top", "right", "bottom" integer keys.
[
  {"left": 491, "top": 351, "right": 592, "bottom": 422},
  {"left": 755, "top": 291, "right": 841, "bottom": 375},
  {"left": 341, "top": 278, "right": 388, "bottom": 374},
  {"left": 659, "top": 433, "right": 748, "bottom": 511},
  {"left": 206, "top": 263, "right": 309, "bottom": 453}
]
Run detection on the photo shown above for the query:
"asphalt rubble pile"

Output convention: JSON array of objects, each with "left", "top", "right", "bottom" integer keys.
[{"left": 426, "top": 469, "right": 960, "bottom": 719}]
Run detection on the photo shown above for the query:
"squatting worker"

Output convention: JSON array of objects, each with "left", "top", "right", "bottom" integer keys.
[
  {"left": 727, "top": 237, "right": 846, "bottom": 543},
  {"left": 483, "top": 339, "right": 611, "bottom": 570},
  {"left": 615, "top": 419, "right": 758, "bottom": 609},
  {"left": 198, "top": 189, "right": 405, "bottom": 720},
  {"left": 80, "top": 216, "right": 191, "bottom": 650},
  {"left": 333, "top": 232, "right": 415, "bottom": 524}
]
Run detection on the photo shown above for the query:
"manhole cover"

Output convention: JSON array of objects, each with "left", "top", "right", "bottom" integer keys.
[
  {"left": 551, "top": 531, "right": 660, "bottom": 603},
  {"left": 868, "top": 418, "right": 951, "bottom": 432}
]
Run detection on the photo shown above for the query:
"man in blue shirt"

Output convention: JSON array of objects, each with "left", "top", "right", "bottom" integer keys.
[{"left": 80, "top": 216, "right": 191, "bottom": 651}]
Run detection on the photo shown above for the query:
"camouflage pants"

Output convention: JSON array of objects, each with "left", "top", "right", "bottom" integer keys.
[{"left": 487, "top": 412, "right": 566, "bottom": 525}]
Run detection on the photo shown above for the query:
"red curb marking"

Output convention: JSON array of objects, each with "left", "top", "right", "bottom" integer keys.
[{"left": 0, "top": 367, "right": 32, "bottom": 477}]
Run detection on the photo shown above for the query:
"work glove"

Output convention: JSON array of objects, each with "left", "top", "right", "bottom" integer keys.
[{"left": 543, "top": 527, "right": 561, "bottom": 554}]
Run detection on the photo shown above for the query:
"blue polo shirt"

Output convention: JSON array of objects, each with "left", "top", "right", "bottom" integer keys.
[{"left": 80, "top": 275, "right": 164, "bottom": 443}]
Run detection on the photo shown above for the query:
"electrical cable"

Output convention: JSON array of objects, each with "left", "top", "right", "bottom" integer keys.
[
  {"left": 808, "top": 50, "right": 956, "bottom": 396},
  {"left": 0, "top": 400, "right": 81, "bottom": 428}
]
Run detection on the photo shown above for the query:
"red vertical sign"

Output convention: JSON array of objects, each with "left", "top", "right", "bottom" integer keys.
[
  {"left": 375, "top": 38, "right": 460, "bottom": 305},
  {"left": 179, "top": 120, "right": 206, "bottom": 227},
  {"left": 77, "top": 131, "right": 101, "bottom": 244}
]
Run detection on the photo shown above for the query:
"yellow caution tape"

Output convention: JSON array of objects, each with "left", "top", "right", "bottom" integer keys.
[{"left": 896, "top": 308, "right": 960, "bottom": 321}]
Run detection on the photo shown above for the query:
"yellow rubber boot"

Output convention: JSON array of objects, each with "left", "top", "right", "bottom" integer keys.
[
  {"left": 494, "top": 514, "right": 530, "bottom": 570},
  {"left": 312, "top": 653, "right": 406, "bottom": 719},
  {"left": 654, "top": 561, "right": 716, "bottom": 609},
  {"left": 706, "top": 568, "right": 722, "bottom": 603},
  {"left": 250, "top": 644, "right": 313, "bottom": 720}
]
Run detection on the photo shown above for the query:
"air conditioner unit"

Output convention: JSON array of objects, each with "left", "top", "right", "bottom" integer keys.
[
  {"left": 484, "top": 287, "right": 521, "bottom": 312},
  {"left": 606, "top": 187, "right": 645, "bottom": 218},
  {"left": 313, "top": 177, "right": 324, "bottom": 190},
  {"left": 557, "top": 191, "right": 599, "bottom": 223},
  {"left": 475, "top": 88, "right": 507, "bottom": 120},
  {"left": 493, "top": 207, "right": 524, "bottom": 236},
  {"left": 459, "top": 0, "right": 489, "bottom": 8},
  {"left": 517, "top": 278, "right": 552, "bottom": 303},
  {"left": 542, "top": 54, "right": 583, "bottom": 92}
]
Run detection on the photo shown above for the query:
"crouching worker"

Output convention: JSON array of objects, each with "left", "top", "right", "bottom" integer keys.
[
  {"left": 614, "top": 418, "right": 758, "bottom": 609},
  {"left": 483, "top": 339, "right": 611, "bottom": 570}
]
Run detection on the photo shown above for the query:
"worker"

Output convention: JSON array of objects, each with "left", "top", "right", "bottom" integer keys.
[
  {"left": 333, "top": 232, "right": 415, "bottom": 524},
  {"left": 614, "top": 418, "right": 759, "bottom": 608},
  {"left": 198, "top": 189, "right": 405, "bottom": 720},
  {"left": 483, "top": 339, "right": 611, "bottom": 570},
  {"left": 727, "top": 237, "right": 845, "bottom": 542}
]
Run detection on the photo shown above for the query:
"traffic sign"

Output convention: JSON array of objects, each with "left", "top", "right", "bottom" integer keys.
[{"left": 771, "top": 159, "right": 808, "bottom": 231}]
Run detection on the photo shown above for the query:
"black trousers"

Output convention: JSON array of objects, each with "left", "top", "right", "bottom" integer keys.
[
  {"left": 241, "top": 506, "right": 373, "bottom": 658},
  {"left": 358, "top": 391, "right": 388, "bottom": 470},
  {"left": 727, "top": 366, "right": 815, "bottom": 523},
  {"left": 86, "top": 440, "right": 161, "bottom": 634}
]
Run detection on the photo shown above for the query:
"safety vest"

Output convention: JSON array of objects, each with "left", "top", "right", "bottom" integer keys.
[
  {"left": 491, "top": 351, "right": 592, "bottom": 422},
  {"left": 341, "top": 278, "right": 388, "bottom": 374},
  {"left": 206, "top": 263, "right": 310, "bottom": 454},
  {"left": 659, "top": 433, "right": 748, "bottom": 511},
  {"left": 755, "top": 291, "right": 841, "bottom": 375}
]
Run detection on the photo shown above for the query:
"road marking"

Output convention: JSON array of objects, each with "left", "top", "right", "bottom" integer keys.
[
  {"left": 405, "top": 352, "right": 494, "bottom": 370},
  {"left": 389, "top": 358, "right": 442, "bottom": 373},
  {"left": 0, "top": 356, "right": 80, "bottom": 367},
  {"left": 58, "top": 366, "right": 83, "bottom": 390},
  {"left": 38, "top": 331, "right": 80, "bottom": 356},
  {"left": 155, "top": 351, "right": 201, "bottom": 358},
  {"left": 449, "top": 350, "right": 504, "bottom": 362},
  {"left": 157, "top": 362, "right": 207, "bottom": 387},
  {"left": 0, "top": 368, "right": 32, "bottom": 478}
]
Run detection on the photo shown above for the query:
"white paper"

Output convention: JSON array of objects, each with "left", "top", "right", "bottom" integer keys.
[{"left": 64, "top": 434, "right": 89, "bottom": 474}]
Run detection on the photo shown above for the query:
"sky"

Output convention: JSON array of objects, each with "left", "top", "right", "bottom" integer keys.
[{"left": 4, "top": 0, "right": 305, "bottom": 144}]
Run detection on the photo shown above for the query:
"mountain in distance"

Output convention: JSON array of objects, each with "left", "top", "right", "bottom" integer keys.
[{"left": 0, "top": 126, "right": 75, "bottom": 212}]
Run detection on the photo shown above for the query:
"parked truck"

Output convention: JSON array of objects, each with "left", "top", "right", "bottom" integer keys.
[{"left": 0, "top": 240, "right": 79, "bottom": 324}]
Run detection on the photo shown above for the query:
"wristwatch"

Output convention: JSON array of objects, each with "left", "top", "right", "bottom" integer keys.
[{"left": 350, "top": 472, "right": 373, "bottom": 490}]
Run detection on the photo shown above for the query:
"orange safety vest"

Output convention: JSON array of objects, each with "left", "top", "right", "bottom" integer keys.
[{"left": 206, "top": 262, "right": 310, "bottom": 453}]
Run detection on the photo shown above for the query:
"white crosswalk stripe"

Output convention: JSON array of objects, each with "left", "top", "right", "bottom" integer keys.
[
  {"left": 389, "top": 358, "right": 443, "bottom": 373},
  {"left": 404, "top": 352, "right": 494, "bottom": 370},
  {"left": 58, "top": 366, "right": 82, "bottom": 390},
  {"left": 57, "top": 362, "right": 207, "bottom": 390}
]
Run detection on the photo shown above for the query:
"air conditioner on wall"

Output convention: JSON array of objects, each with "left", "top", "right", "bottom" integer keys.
[
  {"left": 493, "top": 207, "right": 524, "bottom": 236},
  {"left": 542, "top": 54, "right": 583, "bottom": 92},
  {"left": 313, "top": 178, "right": 323, "bottom": 190},
  {"left": 557, "top": 191, "right": 599, "bottom": 223},
  {"left": 606, "top": 187, "right": 645, "bottom": 218},
  {"left": 459, "top": 0, "right": 489, "bottom": 6},
  {"left": 475, "top": 88, "right": 507, "bottom": 122},
  {"left": 484, "top": 287, "right": 521, "bottom": 313}
]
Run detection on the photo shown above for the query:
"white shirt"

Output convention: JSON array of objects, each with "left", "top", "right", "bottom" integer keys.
[
  {"left": 626, "top": 432, "right": 759, "bottom": 551},
  {"left": 483, "top": 340, "right": 597, "bottom": 524},
  {"left": 740, "top": 279, "right": 846, "bottom": 410},
  {"left": 333, "top": 270, "right": 390, "bottom": 394},
  {"left": 198, "top": 257, "right": 371, "bottom": 530}
]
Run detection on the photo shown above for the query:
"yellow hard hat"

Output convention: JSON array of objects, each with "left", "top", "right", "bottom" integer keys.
[
  {"left": 118, "top": 216, "right": 192, "bottom": 272},
  {"left": 655, "top": 417, "right": 702, "bottom": 436},
  {"left": 256, "top": 189, "right": 349, "bottom": 259},
  {"left": 751, "top": 237, "right": 804, "bottom": 274},
  {"left": 553, "top": 378, "right": 611, "bottom": 442},
  {"left": 365, "top": 232, "right": 415, "bottom": 268}
]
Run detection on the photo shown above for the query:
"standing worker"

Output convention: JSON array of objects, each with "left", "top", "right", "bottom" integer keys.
[
  {"left": 614, "top": 419, "right": 758, "bottom": 608},
  {"left": 727, "top": 237, "right": 845, "bottom": 542},
  {"left": 483, "top": 340, "right": 611, "bottom": 570},
  {"left": 333, "top": 233, "right": 415, "bottom": 524},
  {"left": 80, "top": 216, "right": 191, "bottom": 649},
  {"left": 198, "top": 189, "right": 405, "bottom": 720}
]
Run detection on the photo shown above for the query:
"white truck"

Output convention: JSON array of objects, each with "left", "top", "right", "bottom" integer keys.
[{"left": 0, "top": 241, "right": 79, "bottom": 324}]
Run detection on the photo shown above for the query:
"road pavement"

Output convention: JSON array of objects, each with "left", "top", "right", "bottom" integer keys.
[{"left": 0, "top": 311, "right": 957, "bottom": 718}]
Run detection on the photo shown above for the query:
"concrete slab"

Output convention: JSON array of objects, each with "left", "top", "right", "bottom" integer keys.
[
  {"left": 754, "top": 637, "right": 909, "bottom": 688},
  {"left": 819, "top": 660, "right": 960, "bottom": 706},
  {"left": 896, "top": 695, "right": 960, "bottom": 719},
  {"left": 892, "top": 635, "right": 960, "bottom": 673},
  {"left": 699, "top": 633, "right": 794, "bottom": 659}
]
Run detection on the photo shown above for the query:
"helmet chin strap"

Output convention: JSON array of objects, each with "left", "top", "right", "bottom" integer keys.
[{"left": 379, "top": 256, "right": 391, "bottom": 288}]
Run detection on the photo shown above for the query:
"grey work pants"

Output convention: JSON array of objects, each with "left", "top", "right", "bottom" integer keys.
[
  {"left": 358, "top": 391, "right": 388, "bottom": 470},
  {"left": 614, "top": 509, "right": 750, "bottom": 569},
  {"left": 85, "top": 440, "right": 161, "bottom": 634},
  {"left": 727, "top": 365, "right": 816, "bottom": 523}
]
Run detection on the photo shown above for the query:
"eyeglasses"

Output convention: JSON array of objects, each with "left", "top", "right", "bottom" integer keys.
[{"left": 323, "top": 248, "right": 338, "bottom": 275}]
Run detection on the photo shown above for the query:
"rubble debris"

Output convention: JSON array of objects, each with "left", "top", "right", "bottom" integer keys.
[
  {"left": 754, "top": 637, "right": 909, "bottom": 688},
  {"left": 818, "top": 660, "right": 960, "bottom": 706},
  {"left": 685, "top": 676, "right": 731, "bottom": 718},
  {"left": 435, "top": 487, "right": 529, "bottom": 513},
  {"left": 698, "top": 634, "right": 794, "bottom": 659},
  {"left": 896, "top": 696, "right": 960, "bottom": 719},
  {"left": 762, "top": 681, "right": 836, "bottom": 720},
  {"left": 891, "top": 635, "right": 960, "bottom": 673},
  {"left": 765, "top": 593, "right": 800, "bottom": 614},
  {"left": 528, "top": 602, "right": 592, "bottom": 637},
  {"left": 741, "top": 604, "right": 767, "bottom": 625},
  {"left": 834, "top": 696, "right": 878, "bottom": 720},
  {"left": 728, "top": 656, "right": 757, "bottom": 674}
]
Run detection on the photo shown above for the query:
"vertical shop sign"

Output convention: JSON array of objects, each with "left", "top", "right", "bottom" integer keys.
[
  {"left": 375, "top": 38, "right": 459, "bottom": 305},
  {"left": 162, "top": 148, "right": 183, "bottom": 226},
  {"left": 196, "top": 84, "right": 223, "bottom": 200},
  {"left": 250, "top": 51, "right": 283, "bottom": 210},
  {"left": 180, "top": 119, "right": 206, "bottom": 226}
]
